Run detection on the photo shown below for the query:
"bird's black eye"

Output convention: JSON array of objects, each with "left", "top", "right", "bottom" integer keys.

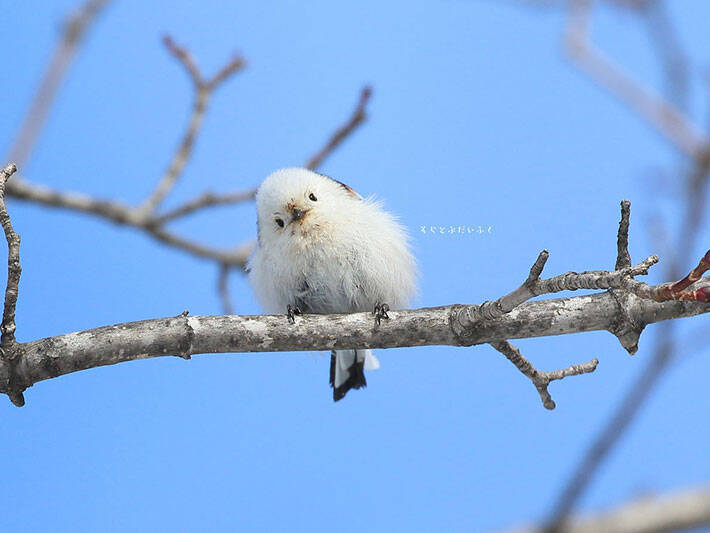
[
  {"left": 309, "top": 193, "right": 317, "bottom": 202},
  {"left": 275, "top": 218, "right": 284, "bottom": 228}
]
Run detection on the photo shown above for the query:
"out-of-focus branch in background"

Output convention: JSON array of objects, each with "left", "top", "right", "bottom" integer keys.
[
  {"left": 502, "top": 486, "right": 710, "bottom": 533},
  {"left": 4, "top": 0, "right": 113, "bottom": 169},
  {"left": 504, "top": 1, "right": 710, "bottom": 531}
]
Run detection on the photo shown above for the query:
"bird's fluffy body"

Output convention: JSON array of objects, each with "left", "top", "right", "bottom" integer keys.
[{"left": 247, "top": 167, "right": 417, "bottom": 400}]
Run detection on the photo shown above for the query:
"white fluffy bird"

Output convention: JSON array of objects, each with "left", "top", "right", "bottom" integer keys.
[{"left": 247, "top": 167, "right": 417, "bottom": 401}]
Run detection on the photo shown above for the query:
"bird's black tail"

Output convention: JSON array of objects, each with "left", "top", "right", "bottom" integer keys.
[{"left": 330, "top": 349, "right": 367, "bottom": 402}]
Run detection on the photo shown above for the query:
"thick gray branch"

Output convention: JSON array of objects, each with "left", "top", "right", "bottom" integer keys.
[{"left": 1, "top": 285, "right": 707, "bottom": 402}]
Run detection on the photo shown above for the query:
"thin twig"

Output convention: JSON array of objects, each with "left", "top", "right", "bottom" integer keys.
[
  {"left": 4, "top": 30, "right": 253, "bottom": 269},
  {"left": 475, "top": 251, "right": 657, "bottom": 322},
  {"left": 140, "top": 87, "right": 211, "bottom": 213},
  {"left": 140, "top": 36, "right": 246, "bottom": 213},
  {"left": 6, "top": 177, "right": 252, "bottom": 268},
  {"left": 5, "top": 14, "right": 369, "bottom": 281},
  {"left": 0, "top": 164, "right": 21, "bottom": 347},
  {"left": 304, "top": 86, "right": 372, "bottom": 171},
  {"left": 489, "top": 340, "right": 598, "bottom": 410},
  {"left": 161, "top": 35, "right": 203, "bottom": 86},
  {"left": 146, "top": 225, "right": 252, "bottom": 268},
  {"left": 615, "top": 199, "right": 631, "bottom": 270},
  {"left": 208, "top": 52, "right": 247, "bottom": 90},
  {"left": 2, "top": 35, "right": 372, "bottom": 271},
  {"left": 642, "top": 250, "right": 710, "bottom": 302},
  {"left": 4, "top": 0, "right": 113, "bottom": 169},
  {"left": 218, "top": 263, "right": 235, "bottom": 315},
  {"left": 153, "top": 188, "right": 257, "bottom": 225},
  {"left": 0, "top": 163, "right": 25, "bottom": 407}
]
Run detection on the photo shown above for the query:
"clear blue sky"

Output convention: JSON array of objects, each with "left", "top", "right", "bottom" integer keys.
[{"left": 2, "top": 1, "right": 709, "bottom": 531}]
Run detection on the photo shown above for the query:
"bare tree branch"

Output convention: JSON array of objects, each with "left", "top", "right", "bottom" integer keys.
[
  {"left": 6, "top": 177, "right": 253, "bottom": 268},
  {"left": 4, "top": 0, "right": 113, "bottom": 169},
  {"left": 615, "top": 199, "right": 632, "bottom": 270},
  {"left": 153, "top": 188, "right": 257, "bottom": 225},
  {"left": 500, "top": 485, "right": 710, "bottom": 533},
  {"left": 544, "top": 162, "right": 710, "bottom": 533},
  {"left": 504, "top": 3, "right": 710, "bottom": 527},
  {"left": 304, "top": 86, "right": 372, "bottom": 171},
  {"left": 0, "top": 271, "right": 706, "bottom": 406},
  {"left": 1, "top": 194, "right": 708, "bottom": 405},
  {"left": 489, "top": 340, "right": 598, "bottom": 409},
  {"left": 3, "top": 29, "right": 252, "bottom": 268},
  {"left": 0, "top": 164, "right": 20, "bottom": 347},
  {"left": 1, "top": 189, "right": 706, "bottom": 408},
  {"left": 0, "top": 163, "right": 24, "bottom": 407},
  {"left": 3, "top": 15, "right": 369, "bottom": 276},
  {"left": 545, "top": 5, "right": 710, "bottom": 520},
  {"left": 139, "top": 36, "right": 246, "bottom": 213}
]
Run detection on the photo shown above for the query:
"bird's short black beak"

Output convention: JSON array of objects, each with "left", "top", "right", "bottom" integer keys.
[{"left": 291, "top": 208, "right": 307, "bottom": 221}]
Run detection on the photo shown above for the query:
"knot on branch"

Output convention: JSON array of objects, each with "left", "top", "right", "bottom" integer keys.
[
  {"left": 177, "top": 311, "right": 194, "bottom": 360},
  {"left": 0, "top": 345, "right": 26, "bottom": 407},
  {"left": 607, "top": 289, "right": 646, "bottom": 354},
  {"left": 449, "top": 305, "right": 477, "bottom": 345}
]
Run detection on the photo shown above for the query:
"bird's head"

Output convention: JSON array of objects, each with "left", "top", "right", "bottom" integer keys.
[{"left": 255, "top": 167, "right": 361, "bottom": 246}]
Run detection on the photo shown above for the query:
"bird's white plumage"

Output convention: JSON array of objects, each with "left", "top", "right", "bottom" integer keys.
[{"left": 247, "top": 167, "right": 417, "bottom": 399}]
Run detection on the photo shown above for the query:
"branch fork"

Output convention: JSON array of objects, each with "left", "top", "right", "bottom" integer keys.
[{"left": 480, "top": 200, "right": 708, "bottom": 409}]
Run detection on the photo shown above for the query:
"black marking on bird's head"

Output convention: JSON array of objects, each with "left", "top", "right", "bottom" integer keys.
[{"left": 316, "top": 172, "right": 361, "bottom": 199}]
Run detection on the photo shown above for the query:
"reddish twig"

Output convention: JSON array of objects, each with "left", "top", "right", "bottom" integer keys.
[{"left": 649, "top": 251, "right": 710, "bottom": 301}]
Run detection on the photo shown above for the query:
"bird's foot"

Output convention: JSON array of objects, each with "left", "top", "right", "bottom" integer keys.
[
  {"left": 286, "top": 304, "right": 302, "bottom": 324},
  {"left": 373, "top": 302, "right": 390, "bottom": 326}
]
